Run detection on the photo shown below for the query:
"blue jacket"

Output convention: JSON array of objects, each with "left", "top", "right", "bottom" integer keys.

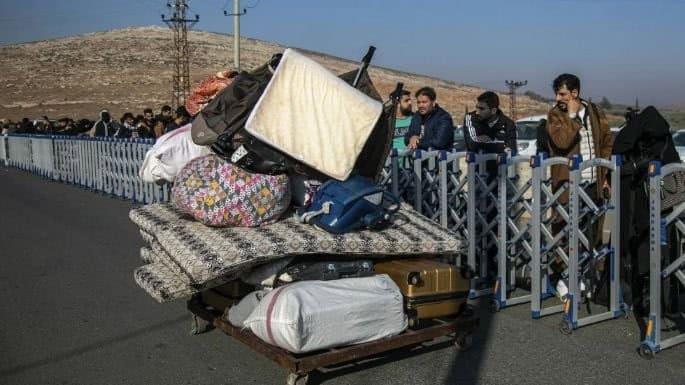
[{"left": 404, "top": 105, "right": 454, "bottom": 150}]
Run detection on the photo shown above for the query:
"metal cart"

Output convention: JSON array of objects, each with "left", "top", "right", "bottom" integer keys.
[{"left": 187, "top": 293, "right": 479, "bottom": 385}]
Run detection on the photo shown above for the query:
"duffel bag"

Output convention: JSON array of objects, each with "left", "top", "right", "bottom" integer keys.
[{"left": 171, "top": 154, "right": 291, "bottom": 227}]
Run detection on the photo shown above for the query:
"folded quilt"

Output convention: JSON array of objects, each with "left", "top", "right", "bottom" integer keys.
[
  {"left": 134, "top": 262, "right": 196, "bottom": 303},
  {"left": 131, "top": 203, "right": 462, "bottom": 302}
]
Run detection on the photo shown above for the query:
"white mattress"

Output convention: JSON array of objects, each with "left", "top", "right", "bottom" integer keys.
[{"left": 245, "top": 48, "right": 383, "bottom": 181}]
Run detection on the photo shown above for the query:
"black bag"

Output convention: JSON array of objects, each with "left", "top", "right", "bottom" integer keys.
[
  {"left": 191, "top": 54, "right": 282, "bottom": 147},
  {"left": 278, "top": 259, "right": 374, "bottom": 284}
]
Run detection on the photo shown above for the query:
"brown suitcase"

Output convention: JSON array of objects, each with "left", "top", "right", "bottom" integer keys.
[{"left": 374, "top": 259, "right": 469, "bottom": 327}]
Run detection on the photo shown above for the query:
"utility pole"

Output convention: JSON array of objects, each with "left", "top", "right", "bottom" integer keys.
[
  {"left": 505, "top": 80, "right": 527, "bottom": 120},
  {"left": 162, "top": 1, "right": 199, "bottom": 109},
  {"left": 225, "top": 0, "right": 247, "bottom": 72}
]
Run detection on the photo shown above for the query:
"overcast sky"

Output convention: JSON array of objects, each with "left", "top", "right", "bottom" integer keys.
[{"left": 1, "top": 0, "right": 684, "bottom": 107}]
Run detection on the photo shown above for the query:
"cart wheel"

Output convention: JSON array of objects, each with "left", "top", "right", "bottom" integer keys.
[
  {"left": 559, "top": 321, "right": 573, "bottom": 335},
  {"left": 638, "top": 344, "right": 655, "bottom": 360},
  {"left": 454, "top": 333, "right": 473, "bottom": 352},
  {"left": 408, "top": 315, "right": 420, "bottom": 329},
  {"left": 489, "top": 299, "right": 501, "bottom": 313},
  {"left": 190, "top": 315, "right": 212, "bottom": 335},
  {"left": 286, "top": 372, "right": 309, "bottom": 385}
]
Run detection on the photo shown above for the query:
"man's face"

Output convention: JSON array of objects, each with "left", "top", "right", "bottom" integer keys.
[
  {"left": 144, "top": 112, "right": 153, "bottom": 120},
  {"left": 416, "top": 95, "right": 435, "bottom": 116},
  {"left": 162, "top": 110, "right": 172, "bottom": 118},
  {"left": 125, "top": 116, "right": 134, "bottom": 125},
  {"left": 554, "top": 85, "right": 579, "bottom": 112},
  {"left": 399, "top": 94, "right": 412, "bottom": 116},
  {"left": 475, "top": 101, "right": 496, "bottom": 122}
]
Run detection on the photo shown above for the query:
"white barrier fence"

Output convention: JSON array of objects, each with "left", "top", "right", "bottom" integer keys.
[{"left": 2, "top": 134, "right": 169, "bottom": 204}]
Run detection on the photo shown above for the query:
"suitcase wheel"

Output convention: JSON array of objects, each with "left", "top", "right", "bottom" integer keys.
[
  {"left": 407, "top": 309, "right": 420, "bottom": 329},
  {"left": 286, "top": 372, "right": 309, "bottom": 385},
  {"left": 454, "top": 332, "right": 473, "bottom": 352}
]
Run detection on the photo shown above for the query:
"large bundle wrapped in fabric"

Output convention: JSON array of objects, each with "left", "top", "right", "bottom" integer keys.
[
  {"left": 139, "top": 123, "right": 211, "bottom": 184},
  {"left": 171, "top": 154, "right": 291, "bottom": 227},
  {"left": 243, "top": 275, "right": 407, "bottom": 353},
  {"left": 185, "top": 70, "right": 238, "bottom": 116}
]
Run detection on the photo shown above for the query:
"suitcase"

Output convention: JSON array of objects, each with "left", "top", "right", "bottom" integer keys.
[
  {"left": 374, "top": 259, "right": 470, "bottom": 328},
  {"left": 279, "top": 259, "right": 374, "bottom": 283}
]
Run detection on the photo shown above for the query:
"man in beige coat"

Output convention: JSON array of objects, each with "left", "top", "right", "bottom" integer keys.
[{"left": 544, "top": 73, "right": 614, "bottom": 298}]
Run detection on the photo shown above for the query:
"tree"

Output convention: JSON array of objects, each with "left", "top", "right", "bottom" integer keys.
[{"left": 600, "top": 96, "right": 612, "bottom": 110}]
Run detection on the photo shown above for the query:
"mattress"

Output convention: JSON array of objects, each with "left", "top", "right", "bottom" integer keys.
[
  {"left": 245, "top": 48, "right": 383, "bottom": 181},
  {"left": 131, "top": 203, "right": 462, "bottom": 303}
]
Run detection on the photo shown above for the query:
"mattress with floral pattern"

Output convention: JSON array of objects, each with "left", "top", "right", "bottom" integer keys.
[{"left": 131, "top": 203, "right": 462, "bottom": 303}]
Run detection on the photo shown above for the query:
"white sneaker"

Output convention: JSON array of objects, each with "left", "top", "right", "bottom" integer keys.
[{"left": 556, "top": 280, "right": 569, "bottom": 300}]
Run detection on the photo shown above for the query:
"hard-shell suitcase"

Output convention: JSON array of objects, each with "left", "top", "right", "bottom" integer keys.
[
  {"left": 374, "top": 259, "right": 470, "bottom": 327},
  {"left": 279, "top": 259, "right": 374, "bottom": 283}
]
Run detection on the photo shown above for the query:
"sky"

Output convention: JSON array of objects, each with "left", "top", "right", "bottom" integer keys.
[{"left": 1, "top": 0, "right": 684, "bottom": 107}]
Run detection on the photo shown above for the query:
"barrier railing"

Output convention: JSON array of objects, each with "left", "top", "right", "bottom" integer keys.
[
  {"left": 491, "top": 154, "right": 536, "bottom": 311},
  {"left": 3, "top": 134, "right": 169, "bottom": 204},
  {"left": 4, "top": 135, "right": 680, "bottom": 349},
  {"left": 640, "top": 161, "right": 685, "bottom": 357},
  {"left": 561, "top": 154, "right": 627, "bottom": 333}
]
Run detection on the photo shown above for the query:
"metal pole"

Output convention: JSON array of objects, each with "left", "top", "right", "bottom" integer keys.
[{"left": 233, "top": 0, "right": 241, "bottom": 71}]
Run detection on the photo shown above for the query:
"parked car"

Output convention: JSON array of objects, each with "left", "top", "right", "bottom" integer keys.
[
  {"left": 453, "top": 125, "right": 466, "bottom": 151},
  {"left": 515, "top": 115, "right": 546, "bottom": 156}
]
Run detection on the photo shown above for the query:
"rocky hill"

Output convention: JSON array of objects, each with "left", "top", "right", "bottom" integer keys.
[{"left": 0, "top": 26, "right": 551, "bottom": 122}]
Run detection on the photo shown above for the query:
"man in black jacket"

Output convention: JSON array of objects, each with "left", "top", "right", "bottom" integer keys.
[
  {"left": 463, "top": 91, "right": 517, "bottom": 154},
  {"left": 404, "top": 87, "right": 454, "bottom": 151}
]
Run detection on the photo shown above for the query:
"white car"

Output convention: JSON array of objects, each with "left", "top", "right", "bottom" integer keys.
[
  {"left": 515, "top": 115, "right": 546, "bottom": 157},
  {"left": 672, "top": 129, "right": 685, "bottom": 161}
]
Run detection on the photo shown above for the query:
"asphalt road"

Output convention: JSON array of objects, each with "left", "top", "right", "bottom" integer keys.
[{"left": 1, "top": 166, "right": 685, "bottom": 385}]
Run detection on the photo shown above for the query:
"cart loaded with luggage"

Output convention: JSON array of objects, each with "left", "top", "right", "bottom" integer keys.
[{"left": 132, "top": 47, "right": 478, "bottom": 384}]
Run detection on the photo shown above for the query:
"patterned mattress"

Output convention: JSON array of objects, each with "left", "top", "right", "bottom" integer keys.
[{"left": 131, "top": 203, "right": 462, "bottom": 303}]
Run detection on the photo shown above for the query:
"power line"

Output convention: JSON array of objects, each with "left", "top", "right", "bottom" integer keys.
[
  {"left": 162, "top": 0, "right": 199, "bottom": 109},
  {"left": 505, "top": 80, "right": 527, "bottom": 121}
]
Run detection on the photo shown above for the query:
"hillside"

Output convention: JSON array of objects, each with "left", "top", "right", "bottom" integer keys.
[{"left": 0, "top": 26, "right": 551, "bottom": 122}]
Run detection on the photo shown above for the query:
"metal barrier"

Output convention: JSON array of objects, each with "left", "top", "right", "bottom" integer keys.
[
  {"left": 530, "top": 154, "right": 571, "bottom": 318},
  {"left": 640, "top": 161, "right": 685, "bottom": 357},
  {"left": 561, "top": 155, "right": 627, "bottom": 333},
  {"left": 491, "top": 154, "right": 536, "bottom": 311},
  {"left": 4, "top": 134, "right": 168, "bottom": 204},
  {"left": 466, "top": 152, "right": 501, "bottom": 299}
]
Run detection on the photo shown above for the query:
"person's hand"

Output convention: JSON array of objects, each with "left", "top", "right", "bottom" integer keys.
[
  {"left": 567, "top": 98, "right": 581, "bottom": 115},
  {"left": 408, "top": 135, "right": 420, "bottom": 150}
]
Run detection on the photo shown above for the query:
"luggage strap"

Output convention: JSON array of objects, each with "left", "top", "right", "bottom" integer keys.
[{"left": 265, "top": 286, "right": 287, "bottom": 345}]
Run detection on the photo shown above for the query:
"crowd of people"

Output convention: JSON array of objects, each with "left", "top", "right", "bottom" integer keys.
[{"left": 0, "top": 105, "right": 192, "bottom": 139}]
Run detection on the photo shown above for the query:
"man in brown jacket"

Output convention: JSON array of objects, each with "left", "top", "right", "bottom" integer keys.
[
  {"left": 546, "top": 73, "right": 613, "bottom": 199},
  {"left": 544, "top": 73, "right": 613, "bottom": 298}
]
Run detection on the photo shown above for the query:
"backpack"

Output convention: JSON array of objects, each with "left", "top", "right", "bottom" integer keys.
[{"left": 299, "top": 175, "right": 400, "bottom": 234}]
